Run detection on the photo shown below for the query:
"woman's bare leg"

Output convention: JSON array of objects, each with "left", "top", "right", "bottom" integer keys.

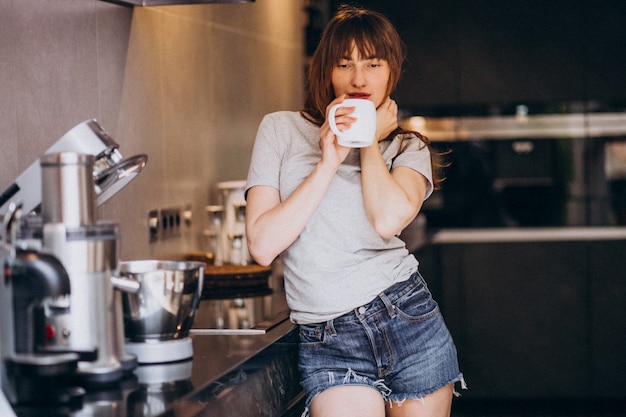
[
  {"left": 385, "top": 384, "right": 454, "bottom": 417},
  {"left": 310, "top": 385, "right": 386, "bottom": 417}
]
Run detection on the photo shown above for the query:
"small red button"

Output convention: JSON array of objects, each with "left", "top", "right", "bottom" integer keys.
[{"left": 45, "top": 325, "right": 56, "bottom": 341}]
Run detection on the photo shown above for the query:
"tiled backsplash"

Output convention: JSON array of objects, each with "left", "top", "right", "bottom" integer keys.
[{"left": 0, "top": 0, "right": 304, "bottom": 261}]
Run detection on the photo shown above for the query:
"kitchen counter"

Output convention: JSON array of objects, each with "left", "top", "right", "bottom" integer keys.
[
  {"left": 12, "top": 293, "right": 303, "bottom": 417},
  {"left": 160, "top": 318, "right": 302, "bottom": 417},
  {"left": 125, "top": 286, "right": 302, "bottom": 417}
]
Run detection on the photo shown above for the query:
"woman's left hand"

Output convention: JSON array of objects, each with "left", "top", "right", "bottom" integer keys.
[{"left": 375, "top": 97, "right": 398, "bottom": 141}]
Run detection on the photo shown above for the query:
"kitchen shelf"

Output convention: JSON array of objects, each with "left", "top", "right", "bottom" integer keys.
[{"left": 400, "top": 113, "right": 626, "bottom": 141}]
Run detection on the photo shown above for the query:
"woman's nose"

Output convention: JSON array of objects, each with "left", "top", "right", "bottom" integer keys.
[{"left": 351, "top": 67, "right": 366, "bottom": 87}]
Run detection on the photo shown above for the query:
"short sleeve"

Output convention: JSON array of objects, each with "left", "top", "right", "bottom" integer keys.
[
  {"left": 388, "top": 134, "right": 434, "bottom": 200},
  {"left": 245, "top": 114, "right": 283, "bottom": 196}
]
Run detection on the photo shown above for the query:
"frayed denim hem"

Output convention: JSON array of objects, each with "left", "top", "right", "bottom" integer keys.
[
  {"left": 300, "top": 371, "right": 467, "bottom": 417},
  {"left": 385, "top": 374, "right": 467, "bottom": 408}
]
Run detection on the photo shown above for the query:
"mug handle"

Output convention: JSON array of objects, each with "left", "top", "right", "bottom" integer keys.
[{"left": 327, "top": 103, "right": 344, "bottom": 136}]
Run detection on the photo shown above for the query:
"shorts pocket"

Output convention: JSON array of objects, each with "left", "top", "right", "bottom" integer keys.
[
  {"left": 298, "top": 323, "right": 326, "bottom": 346},
  {"left": 394, "top": 275, "right": 440, "bottom": 322}
]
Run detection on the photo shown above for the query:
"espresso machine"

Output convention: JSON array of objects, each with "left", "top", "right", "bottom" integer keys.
[
  {"left": 1, "top": 203, "right": 84, "bottom": 410},
  {"left": 0, "top": 120, "right": 147, "bottom": 385}
]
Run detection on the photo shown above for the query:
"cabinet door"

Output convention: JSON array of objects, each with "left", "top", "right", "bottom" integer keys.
[
  {"left": 338, "top": 0, "right": 459, "bottom": 107},
  {"left": 442, "top": 241, "right": 589, "bottom": 398},
  {"left": 590, "top": 240, "right": 626, "bottom": 397},
  {"left": 584, "top": 1, "right": 626, "bottom": 101},
  {"left": 388, "top": 0, "right": 459, "bottom": 108},
  {"left": 335, "top": 0, "right": 626, "bottom": 108},
  {"left": 456, "top": 0, "right": 586, "bottom": 104}
]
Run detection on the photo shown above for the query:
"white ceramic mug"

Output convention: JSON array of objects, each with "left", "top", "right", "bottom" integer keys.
[{"left": 327, "top": 99, "right": 376, "bottom": 147}]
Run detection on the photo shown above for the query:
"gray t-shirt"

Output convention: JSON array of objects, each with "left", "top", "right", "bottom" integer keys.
[{"left": 246, "top": 111, "right": 434, "bottom": 324}]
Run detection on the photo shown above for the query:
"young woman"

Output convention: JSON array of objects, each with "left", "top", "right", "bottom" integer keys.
[{"left": 245, "top": 5, "right": 464, "bottom": 417}]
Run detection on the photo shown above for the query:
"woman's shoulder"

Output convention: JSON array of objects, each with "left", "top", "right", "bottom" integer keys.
[
  {"left": 395, "top": 130, "right": 427, "bottom": 143},
  {"left": 385, "top": 130, "right": 430, "bottom": 152},
  {"left": 261, "top": 110, "right": 317, "bottom": 133},
  {"left": 263, "top": 110, "right": 306, "bottom": 123}
]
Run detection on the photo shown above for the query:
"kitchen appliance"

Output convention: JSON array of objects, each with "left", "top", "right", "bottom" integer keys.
[
  {"left": 216, "top": 180, "right": 249, "bottom": 265},
  {"left": 34, "top": 152, "right": 141, "bottom": 384},
  {"left": 0, "top": 119, "right": 147, "bottom": 218},
  {"left": 204, "top": 205, "right": 224, "bottom": 266},
  {"left": 401, "top": 112, "right": 626, "bottom": 228},
  {"left": 119, "top": 260, "right": 204, "bottom": 364},
  {"left": 1, "top": 203, "right": 84, "bottom": 408},
  {"left": 0, "top": 119, "right": 147, "bottom": 384}
]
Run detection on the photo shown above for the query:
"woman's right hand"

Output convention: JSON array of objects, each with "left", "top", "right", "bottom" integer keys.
[{"left": 320, "top": 96, "right": 353, "bottom": 168}]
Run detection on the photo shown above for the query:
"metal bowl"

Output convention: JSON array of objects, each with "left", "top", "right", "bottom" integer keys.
[{"left": 119, "top": 260, "right": 205, "bottom": 342}]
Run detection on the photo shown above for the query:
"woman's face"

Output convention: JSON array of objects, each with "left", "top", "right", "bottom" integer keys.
[{"left": 331, "top": 45, "right": 391, "bottom": 108}]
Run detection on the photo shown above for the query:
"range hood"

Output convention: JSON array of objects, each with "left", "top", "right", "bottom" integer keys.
[{"left": 102, "top": 0, "right": 252, "bottom": 6}]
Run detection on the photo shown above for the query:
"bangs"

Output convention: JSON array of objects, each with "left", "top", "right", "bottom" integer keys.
[{"left": 329, "top": 18, "right": 394, "bottom": 62}]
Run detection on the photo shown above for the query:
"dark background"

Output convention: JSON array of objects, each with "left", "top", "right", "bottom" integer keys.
[{"left": 321, "top": 0, "right": 626, "bottom": 116}]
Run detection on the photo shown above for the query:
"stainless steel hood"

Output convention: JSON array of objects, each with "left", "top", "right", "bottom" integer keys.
[
  {"left": 102, "top": 0, "right": 252, "bottom": 6},
  {"left": 400, "top": 112, "right": 626, "bottom": 142}
]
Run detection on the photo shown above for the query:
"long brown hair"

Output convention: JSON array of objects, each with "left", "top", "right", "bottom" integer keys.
[
  {"left": 301, "top": 4, "right": 447, "bottom": 189},
  {"left": 302, "top": 5, "right": 404, "bottom": 124}
]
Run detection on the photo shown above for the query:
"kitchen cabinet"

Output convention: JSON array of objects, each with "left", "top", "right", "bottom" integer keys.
[
  {"left": 584, "top": 1, "right": 626, "bottom": 102},
  {"left": 415, "top": 229, "right": 626, "bottom": 399},
  {"left": 455, "top": 0, "right": 586, "bottom": 105},
  {"left": 589, "top": 240, "right": 626, "bottom": 397},
  {"left": 375, "top": 0, "right": 460, "bottom": 108},
  {"left": 337, "top": 0, "right": 626, "bottom": 109}
]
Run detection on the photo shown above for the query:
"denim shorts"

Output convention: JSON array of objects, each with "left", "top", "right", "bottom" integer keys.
[{"left": 297, "top": 271, "right": 464, "bottom": 409}]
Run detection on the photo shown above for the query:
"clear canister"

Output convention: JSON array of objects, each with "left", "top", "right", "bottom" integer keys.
[{"left": 205, "top": 205, "right": 224, "bottom": 266}]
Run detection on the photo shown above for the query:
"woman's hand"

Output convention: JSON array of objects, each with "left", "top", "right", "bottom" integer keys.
[
  {"left": 320, "top": 95, "right": 353, "bottom": 167},
  {"left": 375, "top": 96, "right": 398, "bottom": 141}
]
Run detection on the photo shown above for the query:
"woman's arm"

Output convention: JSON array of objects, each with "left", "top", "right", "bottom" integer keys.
[
  {"left": 361, "top": 157, "right": 428, "bottom": 239},
  {"left": 245, "top": 162, "right": 335, "bottom": 266},
  {"left": 246, "top": 98, "right": 353, "bottom": 266},
  {"left": 360, "top": 97, "right": 429, "bottom": 239}
]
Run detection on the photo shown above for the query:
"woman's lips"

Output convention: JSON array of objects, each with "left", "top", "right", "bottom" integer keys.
[{"left": 347, "top": 92, "right": 370, "bottom": 99}]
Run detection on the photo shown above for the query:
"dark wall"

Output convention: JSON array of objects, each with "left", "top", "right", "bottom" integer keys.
[{"left": 330, "top": 0, "right": 626, "bottom": 114}]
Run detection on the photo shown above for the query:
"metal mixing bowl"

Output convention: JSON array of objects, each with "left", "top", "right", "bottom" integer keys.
[{"left": 118, "top": 260, "right": 205, "bottom": 342}]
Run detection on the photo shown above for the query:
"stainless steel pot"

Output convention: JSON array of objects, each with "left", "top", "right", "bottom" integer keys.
[{"left": 118, "top": 260, "right": 204, "bottom": 342}]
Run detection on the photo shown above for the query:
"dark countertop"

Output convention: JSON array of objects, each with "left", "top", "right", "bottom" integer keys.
[
  {"left": 12, "top": 294, "right": 302, "bottom": 417},
  {"left": 155, "top": 318, "right": 302, "bottom": 417},
  {"left": 124, "top": 287, "right": 302, "bottom": 417}
]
